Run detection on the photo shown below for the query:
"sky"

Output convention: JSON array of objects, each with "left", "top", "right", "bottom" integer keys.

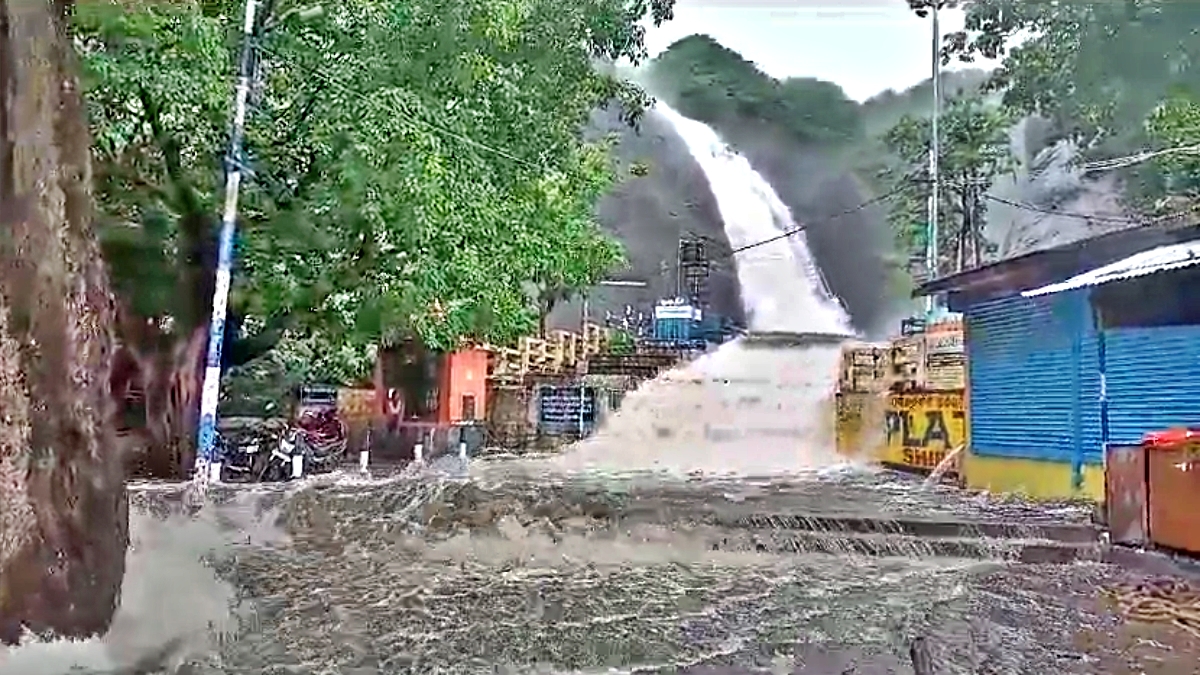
[{"left": 643, "top": 0, "right": 1000, "bottom": 102}]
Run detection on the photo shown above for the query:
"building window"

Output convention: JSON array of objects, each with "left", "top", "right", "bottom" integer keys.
[{"left": 461, "top": 394, "right": 477, "bottom": 421}]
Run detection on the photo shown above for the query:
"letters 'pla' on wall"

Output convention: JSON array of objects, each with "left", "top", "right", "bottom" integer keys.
[{"left": 882, "top": 392, "right": 966, "bottom": 470}]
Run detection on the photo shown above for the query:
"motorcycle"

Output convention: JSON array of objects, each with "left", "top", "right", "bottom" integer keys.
[
  {"left": 217, "top": 419, "right": 286, "bottom": 483},
  {"left": 260, "top": 409, "right": 348, "bottom": 481}
]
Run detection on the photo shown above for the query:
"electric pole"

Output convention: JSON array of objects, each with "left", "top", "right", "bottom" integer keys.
[
  {"left": 926, "top": 1, "right": 941, "bottom": 313},
  {"left": 194, "top": 0, "right": 259, "bottom": 483}
]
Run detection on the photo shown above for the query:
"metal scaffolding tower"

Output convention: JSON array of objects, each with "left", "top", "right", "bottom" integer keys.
[{"left": 676, "top": 236, "right": 711, "bottom": 311}]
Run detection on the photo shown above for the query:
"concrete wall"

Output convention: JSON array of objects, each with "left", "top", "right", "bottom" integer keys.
[{"left": 961, "top": 453, "right": 1105, "bottom": 502}]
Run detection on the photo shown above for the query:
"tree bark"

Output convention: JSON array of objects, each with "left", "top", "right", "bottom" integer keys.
[{"left": 0, "top": 0, "right": 127, "bottom": 644}]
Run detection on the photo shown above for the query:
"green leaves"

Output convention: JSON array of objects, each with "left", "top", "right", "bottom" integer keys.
[
  {"left": 881, "top": 96, "right": 1013, "bottom": 269},
  {"left": 941, "top": 0, "right": 1200, "bottom": 151},
  {"left": 648, "top": 35, "right": 863, "bottom": 144},
  {"left": 916, "top": 0, "right": 1200, "bottom": 209},
  {"left": 76, "top": 0, "right": 669, "bottom": 378},
  {"left": 1146, "top": 93, "right": 1200, "bottom": 198}
]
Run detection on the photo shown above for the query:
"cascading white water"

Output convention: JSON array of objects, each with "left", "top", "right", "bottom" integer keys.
[
  {"left": 654, "top": 104, "right": 850, "bottom": 334},
  {"left": 541, "top": 104, "right": 856, "bottom": 477}
]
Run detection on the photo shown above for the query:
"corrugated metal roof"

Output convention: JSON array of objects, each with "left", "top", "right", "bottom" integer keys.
[
  {"left": 1021, "top": 240, "right": 1200, "bottom": 298},
  {"left": 914, "top": 223, "right": 1200, "bottom": 299}
]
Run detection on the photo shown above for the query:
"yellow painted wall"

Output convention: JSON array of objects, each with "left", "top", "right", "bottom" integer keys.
[
  {"left": 835, "top": 392, "right": 883, "bottom": 462},
  {"left": 961, "top": 452, "right": 1105, "bottom": 502},
  {"left": 835, "top": 390, "right": 966, "bottom": 472},
  {"left": 879, "top": 391, "right": 965, "bottom": 470}
]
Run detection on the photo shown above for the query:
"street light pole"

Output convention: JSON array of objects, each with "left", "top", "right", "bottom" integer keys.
[
  {"left": 926, "top": 0, "right": 941, "bottom": 314},
  {"left": 580, "top": 292, "right": 589, "bottom": 438},
  {"left": 194, "top": 0, "right": 259, "bottom": 483}
]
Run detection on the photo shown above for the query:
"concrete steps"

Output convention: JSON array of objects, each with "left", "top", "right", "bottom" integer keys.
[{"left": 701, "top": 512, "right": 1104, "bottom": 562}]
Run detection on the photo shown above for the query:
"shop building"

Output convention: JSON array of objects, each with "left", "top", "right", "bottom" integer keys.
[{"left": 916, "top": 223, "right": 1200, "bottom": 500}]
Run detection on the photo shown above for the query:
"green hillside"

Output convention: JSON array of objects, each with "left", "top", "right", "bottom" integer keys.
[{"left": 645, "top": 35, "right": 865, "bottom": 145}]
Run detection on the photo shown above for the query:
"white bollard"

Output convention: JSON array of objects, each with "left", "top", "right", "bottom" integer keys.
[
  {"left": 290, "top": 454, "right": 304, "bottom": 479},
  {"left": 458, "top": 441, "right": 468, "bottom": 461},
  {"left": 414, "top": 443, "right": 424, "bottom": 463},
  {"left": 359, "top": 449, "right": 370, "bottom": 472},
  {"left": 208, "top": 461, "right": 223, "bottom": 484}
]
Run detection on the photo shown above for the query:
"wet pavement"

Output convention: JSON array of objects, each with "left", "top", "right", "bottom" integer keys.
[
  {"left": 64, "top": 464, "right": 1192, "bottom": 675},
  {"left": 7, "top": 339, "right": 1199, "bottom": 674}
]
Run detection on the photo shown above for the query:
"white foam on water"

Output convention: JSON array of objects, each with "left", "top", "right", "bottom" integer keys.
[
  {"left": 0, "top": 487, "right": 288, "bottom": 674},
  {"left": 653, "top": 103, "right": 849, "bottom": 336},
  {"left": 2, "top": 104, "right": 864, "bottom": 672},
  {"left": 532, "top": 104, "right": 855, "bottom": 478}
]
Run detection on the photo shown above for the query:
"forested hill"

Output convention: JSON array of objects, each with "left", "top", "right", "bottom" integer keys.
[
  {"left": 637, "top": 11, "right": 1200, "bottom": 324},
  {"left": 646, "top": 35, "right": 864, "bottom": 146},
  {"left": 629, "top": 34, "right": 994, "bottom": 335}
]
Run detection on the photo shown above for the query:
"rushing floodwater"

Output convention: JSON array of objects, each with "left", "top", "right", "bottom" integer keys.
[
  {"left": 531, "top": 102, "right": 853, "bottom": 479},
  {"left": 0, "top": 107, "right": 1170, "bottom": 675}
]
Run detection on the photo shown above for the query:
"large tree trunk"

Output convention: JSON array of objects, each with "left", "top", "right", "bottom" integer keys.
[{"left": 0, "top": 0, "right": 127, "bottom": 645}]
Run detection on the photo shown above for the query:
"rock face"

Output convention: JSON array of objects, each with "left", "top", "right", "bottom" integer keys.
[
  {"left": 712, "top": 122, "right": 902, "bottom": 338},
  {"left": 0, "top": 0, "right": 127, "bottom": 643},
  {"left": 556, "top": 104, "right": 902, "bottom": 338},
  {"left": 547, "top": 107, "right": 746, "bottom": 330},
  {"left": 987, "top": 117, "right": 1134, "bottom": 257}
]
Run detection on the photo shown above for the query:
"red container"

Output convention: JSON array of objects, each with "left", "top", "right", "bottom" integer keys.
[
  {"left": 1104, "top": 444, "right": 1148, "bottom": 546},
  {"left": 1142, "top": 427, "right": 1200, "bottom": 447},
  {"left": 1143, "top": 430, "right": 1200, "bottom": 555}
]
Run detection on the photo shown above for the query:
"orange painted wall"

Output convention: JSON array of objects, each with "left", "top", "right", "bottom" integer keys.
[{"left": 436, "top": 349, "right": 489, "bottom": 424}]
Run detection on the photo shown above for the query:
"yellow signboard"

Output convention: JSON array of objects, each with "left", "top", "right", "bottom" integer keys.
[
  {"left": 337, "top": 387, "right": 377, "bottom": 424},
  {"left": 835, "top": 392, "right": 870, "bottom": 458},
  {"left": 881, "top": 391, "right": 966, "bottom": 470}
]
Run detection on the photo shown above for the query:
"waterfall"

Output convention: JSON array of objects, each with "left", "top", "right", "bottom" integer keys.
[
  {"left": 653, "top": 104, "right": 850, "bottom": 335},
  {"left": 538, "top": 104, "right": 858, "bottom": 478}
]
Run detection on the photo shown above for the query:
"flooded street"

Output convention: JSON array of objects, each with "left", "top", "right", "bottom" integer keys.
[
  {"left": 5, "top": 95, "right": 1199, "bottom": 675},
  {"left": 87, "top": 466, "right": 1191, "bottom": 675},
  {"left": 8, "top": 339, "right": 1197, "bottom": 675}
]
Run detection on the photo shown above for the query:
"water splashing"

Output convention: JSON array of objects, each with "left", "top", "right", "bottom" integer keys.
[
  {"left": 530, "top": 104, "right": 856, "bottom": 478},
  {"left": 0, "top": 485, "right": 289, "bottom": 675}
]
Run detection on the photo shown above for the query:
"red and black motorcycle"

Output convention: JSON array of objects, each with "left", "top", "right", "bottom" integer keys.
[{"left": 261, "top": 409, "right": 348, "bottom": 481}]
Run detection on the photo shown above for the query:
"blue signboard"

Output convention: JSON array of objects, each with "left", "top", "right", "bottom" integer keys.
[{"left": 538, "top": 385, "right": 597, "bottom": 436}]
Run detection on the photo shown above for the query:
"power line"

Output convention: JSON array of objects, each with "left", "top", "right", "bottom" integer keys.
[
  {"left": 258, "top": 39, "right": 915, "bottom": 267},
  {"left": 1081, "top": 142, "right": 1200, "bottom": 174},
  {"left": 728, "top": 188, "right": 905, "bottom": 255},
  {"left": 983, "top": 193, "right": 1196, "bottom": 226}
]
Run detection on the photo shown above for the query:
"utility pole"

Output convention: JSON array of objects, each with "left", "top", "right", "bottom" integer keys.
[
  {"left": 194, "top": 0, "right": 259, "bottom": 483},
  {"left": 677, "top": 237, "right": 710, "bottom": 311},
  {"left": 926, "top": 1, "right": 941, "bottom": 314}
]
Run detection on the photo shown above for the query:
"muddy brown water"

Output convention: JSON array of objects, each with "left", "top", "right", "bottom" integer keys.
[
  {"left": 7, "top": 467, "right": 1194, "bottom": 675},
  {"left": 3, "top": 343, "right": 1196, "bottom": 674}
]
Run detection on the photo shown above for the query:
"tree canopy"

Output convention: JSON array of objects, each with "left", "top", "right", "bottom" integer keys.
[
  {"left": 932, "top": 0, "right": 1200, "bottom": 149},
  {"left": 647, "top": 34, "right": 863, "bottom": 144},
  {"left": 71, "top": 0, "right": 674, "bottom": 471},
  {"left": 916, "top": 0, "right": 1200, "bottom": 210},
  {"left": 881, "top": 96, "right": 1013, "bottom": 274},
  {"left": 75, "top": 0, "right": 673, "bottom": 365}
]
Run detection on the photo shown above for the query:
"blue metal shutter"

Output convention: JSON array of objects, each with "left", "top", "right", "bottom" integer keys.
[
  {"left": 1105, "top": 325, "right": 1200, "bottom": 445},
  {"left": 966, "top": 291, "right": 1101, "bottom": 464},
  {"left": 1079, "top": 324, "right": 1104, "bottom": 463}
]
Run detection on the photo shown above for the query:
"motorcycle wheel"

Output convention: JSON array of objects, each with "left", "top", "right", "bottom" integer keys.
[{"left": 219, "top": 462, "right": 250, "bottom": 483}]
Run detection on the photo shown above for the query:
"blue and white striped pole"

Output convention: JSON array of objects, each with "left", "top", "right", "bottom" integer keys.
[{"left": 194, "top": 0, "right": 260, "bottom": 484}]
